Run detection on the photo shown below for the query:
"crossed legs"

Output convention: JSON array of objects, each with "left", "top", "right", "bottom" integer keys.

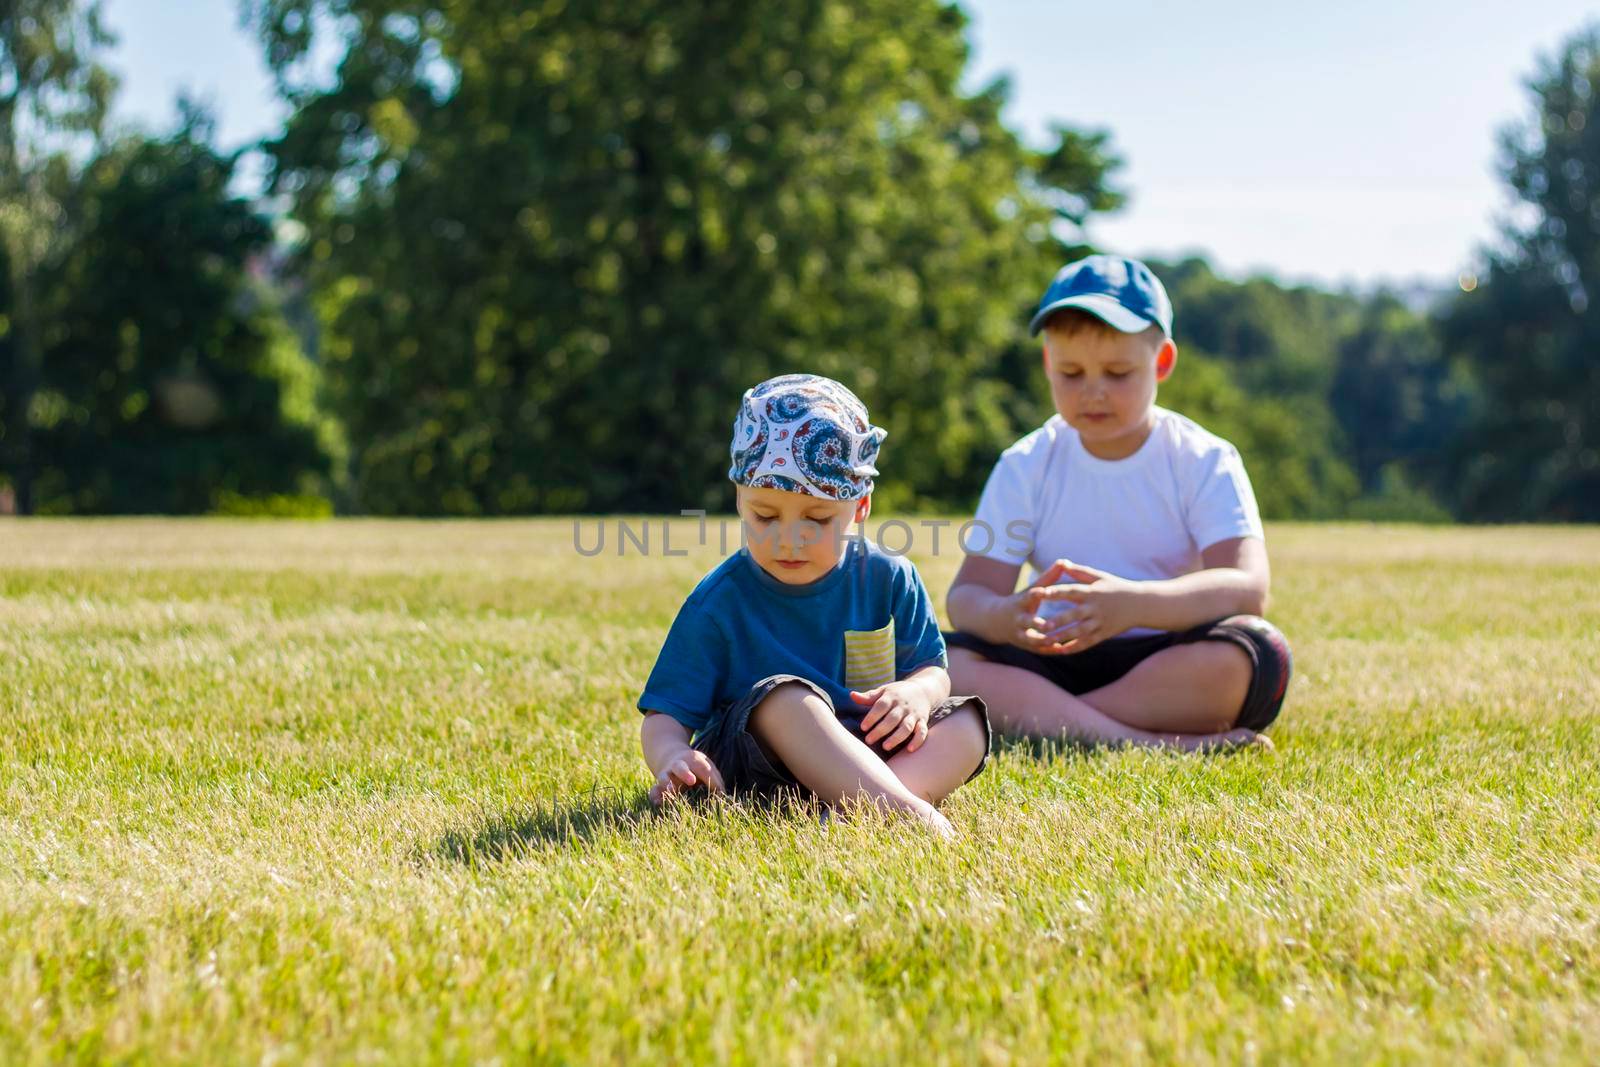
[
  {"left": 744, "top": 682, "right": 987, "bottom": 835},
  {"left": 946, "top": 642, "right": 1261, "bottom": 750}
]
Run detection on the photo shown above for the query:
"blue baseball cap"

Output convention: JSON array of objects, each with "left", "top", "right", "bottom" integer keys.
[{"left": 1028, "top": 254, "right": 1173, "bottom": 337}]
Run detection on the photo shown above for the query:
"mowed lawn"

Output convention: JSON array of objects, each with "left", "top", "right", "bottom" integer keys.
[{"left": 2, "top": 519, "right": 1598, "bottom": 1065}]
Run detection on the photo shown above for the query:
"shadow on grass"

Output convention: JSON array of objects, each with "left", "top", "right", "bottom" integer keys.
[
  {"left": 989, "top": 732, "right": 1266, "bottom": 761},
  {"left": 427, "top": 784, "right": 834, "bottom": 866},
  {"left": 430, "top": 787, "right": 655, "bottom": 864}
]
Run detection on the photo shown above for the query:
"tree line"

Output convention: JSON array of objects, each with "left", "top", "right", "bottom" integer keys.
[{"left": 2, "top": 1, "right": 1595, "bottom": 520}]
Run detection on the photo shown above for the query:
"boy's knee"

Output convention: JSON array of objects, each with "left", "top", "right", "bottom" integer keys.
[
  {"left": 1181, "top": 615, "right": 1294, "bottom": 732},
  {"left": 1216, "top": 643, "right": 1255, "bottom": 711},
  {"left": 1214, "top": 615, "right": 1293, "bottom": 729},
  {"left": 1164, "top": 642, "right": 1252, "bottom": 733},
  {"left": 747, "top": 681, "right": 833, "bottom": 740},
  {"left": 1211, "top": 638, "right": 1254, "bottom": 679},
  {"left": 1214, "top": 614, "right": 1292, "bottom": 685},
  {"left": 1226, "top": 615, "right": 1292, "bottom": 669},
  {"left": 939, "top": 704, "right": 989, "bottom": 771}
]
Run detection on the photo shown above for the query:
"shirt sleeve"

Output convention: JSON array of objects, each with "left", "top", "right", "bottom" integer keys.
[
  {"left": 892, "top": 560, "right": 948, "bottom": 675},
  {"left": 969, "top": 448, "right": 1037, "bottom": 566},
  {"left": 1184, "top": 442, "right": 1266, "bottom": 551},
  {"left": 637, "top": 600, "right": 727, "bottom": 733}
]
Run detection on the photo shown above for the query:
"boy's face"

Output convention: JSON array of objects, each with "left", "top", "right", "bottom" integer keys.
[
  {"left": 736, "top": 485, "right": 870, "bottom": 585},
  {"left": 1042, "top": 322, "right": 1176, "bottom": 460}
]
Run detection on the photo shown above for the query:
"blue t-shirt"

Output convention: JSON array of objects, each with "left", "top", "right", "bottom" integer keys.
[{"left": 637, "top": 538, "right": 947, "bottom": 735}]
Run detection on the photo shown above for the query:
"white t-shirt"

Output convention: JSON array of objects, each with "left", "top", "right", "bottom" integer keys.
[{"left": 968, "top": 407, "right": 1264, "bottom": 633}]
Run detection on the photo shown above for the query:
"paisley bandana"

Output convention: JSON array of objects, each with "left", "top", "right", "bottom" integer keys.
[{"left": 728, "top": 374, "right": 887, "bottom": 500}]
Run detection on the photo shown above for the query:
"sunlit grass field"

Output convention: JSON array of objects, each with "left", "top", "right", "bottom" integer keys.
[{"left": 2, "top": 518, "right": 1598, "bottom": 1064}]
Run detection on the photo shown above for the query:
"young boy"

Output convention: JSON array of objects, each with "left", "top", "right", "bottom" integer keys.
[
  {"left": 638, "top": 374, "right": 990, "bottom": 837},
  {"left": 945, "top": 255, "right": 1292, "bottom": 750}
]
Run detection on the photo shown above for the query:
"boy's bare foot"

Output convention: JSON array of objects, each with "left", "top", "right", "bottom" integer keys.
[{"left": 911, "top": 805, "right": 957, "bottom": 840}]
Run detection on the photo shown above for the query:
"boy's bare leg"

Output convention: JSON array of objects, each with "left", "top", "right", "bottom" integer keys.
[
  {"left": 747, "top": 682, "right": 955, "bottom": 836},
  {"left": 886, "top": 705, "right": 987, "bottom": 804},
  {"left": 946, "top": 648, "right": 1259, "bottom": 750},
  {"left": 1076, "top": 642, "right": 1251, "bottom": 734}
]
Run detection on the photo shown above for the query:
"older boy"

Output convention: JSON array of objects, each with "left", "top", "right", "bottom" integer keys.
[
  {"left": 639, "top": 374, "right": 989, "bottom": 836},
  {"left": 946, "top": 255, "right": 1291, "bottom": 750}
]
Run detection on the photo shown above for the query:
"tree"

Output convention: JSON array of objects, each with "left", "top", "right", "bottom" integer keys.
[
  {"left": 1153, "top": 256, "right": 1353, "bottom": 399},
  {"left": 1137, "top": 255, "right": 1467, "bottom": 519},
  {"left": 1331, "top": 292, "right": 1468, "bottom": 495},
  {"left": 245, "top": 0, "right": 1125, "bottom": 514},
  {"left": 25, "top": 111, "right": 332, "bottom": 513},
  {"left": 0, "top": 0, "right": 115, "bottom": 513},
  {"left": 1437, "top": 24, "right": 1600, "bottom": 519}
]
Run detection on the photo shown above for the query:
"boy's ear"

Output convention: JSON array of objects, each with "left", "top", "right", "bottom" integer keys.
[
  {"left": 854, "top": 495, "right": 872, "bottom": 524},
  {"left": 1155, "top": 339, "right": 1178, "bottom": 382}
]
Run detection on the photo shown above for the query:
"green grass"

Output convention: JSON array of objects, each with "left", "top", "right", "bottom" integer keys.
[{"left": 2, "top": 518, "right": 1598, "bottom": 1065}]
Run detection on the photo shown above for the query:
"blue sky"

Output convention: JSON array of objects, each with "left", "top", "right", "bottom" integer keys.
[{"left": 101, "top": 0, "right": 1598, "bottom": 288}]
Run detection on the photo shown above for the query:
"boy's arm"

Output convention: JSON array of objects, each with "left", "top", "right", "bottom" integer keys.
[
  {"left": 946, "top": 555, "right": 1017, "bottom": 642},
  {"left": 1039, "top": 537, "right": 1269, "bottom": 651},
  {"left": 640, "top": 711, "right": 696, "bottom": 773},
  {"left": 637, "top": 600, "right": 729, "bottom": 802},
  {"left": 898, "top": 662, "right": 951, "bottom": 708},
  {"left": 641, "top": 712, "right": 725, "bottom": 801},
  {"left": 1150, "top": 535, "right": 1269, "bottom": 621}
]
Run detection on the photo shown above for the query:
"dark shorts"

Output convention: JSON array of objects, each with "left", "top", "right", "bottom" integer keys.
[
  {"left": 692, "top": 674, "right": 992, "bottom": 798},
  {"left": 943, "top": 615, "right": 1292, "bottom": 732}
]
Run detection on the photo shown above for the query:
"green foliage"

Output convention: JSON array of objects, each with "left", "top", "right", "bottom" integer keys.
[
  {"left": 0, "top": 0, "right": 118, "bottom": 514},
  {"left": 238, "top": 1, "right": 1516, "bottom": 524},
  {"left": 1332, "top": 293, "right": 1471, "bottom": 493},
  {"left": 0, "top": 1, "right": 115, "bottom": 144},
  {"left": 211, "top": 489, "right": 335, "bottom": 517},
  {"left": 0, "top": 246, "right": 11, "bottom": 474},
  {"left": 7, "top": 2, "right": 1569, "bottom": 523},
  {"left": 1344, "top": 464, "right": 1455, "bottom": 524},
  {"left": 251, "top": 0, "right": 1119, "bottom": 515},
  {"left": 1154, "top": 256, "right": 1354, "bottom": 398},
  {"left": 1147, "top": 257, "right": 1468, "bottom": 520},
  {"left": 25, "top": 113, "right": 332, "bottom": 513},
  {"left": 1436, "top": 23, "right": 1600, "bottom": 520}
]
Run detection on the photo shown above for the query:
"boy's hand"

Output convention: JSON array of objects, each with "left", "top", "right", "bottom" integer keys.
[
  {"left": 1004, "top": 560, "right": 1079, "bottom": 653},
  {"left": 1033, "top": 560, "right": 1138, "bottom": 654},
  {"left": 648, "top": 748, "right": 726, "bottom": 805},
  {"left": 850, "top": 680, "right": 937, "bottom": 752}
]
